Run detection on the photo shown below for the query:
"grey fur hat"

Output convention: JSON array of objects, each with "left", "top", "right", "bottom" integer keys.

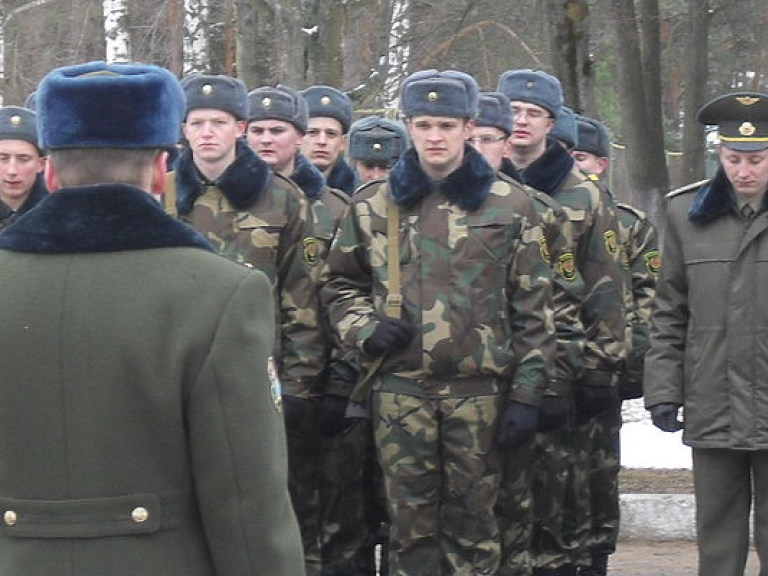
[
  {"left": 475, "top": 92, "right": 512, "bottom": 135},
  {"left": 349, "top": 116, "right": 407, "bottom": 163},
  {"left": 248, "top": 85, "right": 308, "bottom": 133},
  {"left": 182, "top": 74, "right": 248, "bottom": 120},
  {"left": 0, "top": 106, "right": 40, "bottom": 151},
  {"left": 301, "top": 85, "right": 352, "bottom": 133},
  {"left": 550, "top": 106, "right": 577, "bottom": 149},
  {"left": 496, "top": 69, "right": 563, "bottom": 117},
  {"left": 400, "top": 69, "right": 479, "bottom": 119},
  {"left": 575, "top": 115, "right": 611, "bottom": 157}
]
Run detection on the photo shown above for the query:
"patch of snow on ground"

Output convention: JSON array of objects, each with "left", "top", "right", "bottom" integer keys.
[{"left": 620, "top": 399, "right": 692, "bottom": 469}]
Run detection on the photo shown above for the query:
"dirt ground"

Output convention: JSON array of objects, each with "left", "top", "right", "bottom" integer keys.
[{"left": 613, "top": 468, "right": 760, "bottom": 574}]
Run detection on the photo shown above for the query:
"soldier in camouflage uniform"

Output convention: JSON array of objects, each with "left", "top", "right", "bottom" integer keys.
[
  {"left": 171, "top": 75, "right": 326, "bottom": 574},
  {"left": 469, "top": 92, "right": 586, "bottom": 576},
  {"left": 0, "top": 106, "right": 47, "bottom": 231},
  {"left": 348, "top": 116, "right": 408, "bottom": 184},
  {"left": 246, "top": 84, "right": 362, "bottom": 575},
  {"left": 321, "top": 69, "right": 556, "bottom": 576},
  {"left": 571, "top": 116, "right": 659, "bottom": 576},
  {"left": 300, "top": 86, "right": 358, "bottom": 195},
  {"left": 497, "top": 70, "right": 627, "bottom": 576}
]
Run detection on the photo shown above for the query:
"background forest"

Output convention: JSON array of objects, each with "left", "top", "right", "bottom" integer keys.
[{"left": 1, "top": 0, "right": 766, "bottom": 228}]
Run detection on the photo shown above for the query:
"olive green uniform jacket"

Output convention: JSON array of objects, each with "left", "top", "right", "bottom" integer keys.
[{"left": 0, "top": 185, "right": 304, "bottom": 576}]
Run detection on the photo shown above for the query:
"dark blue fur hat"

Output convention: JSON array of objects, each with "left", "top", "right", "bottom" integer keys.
[
  {"left": 301, "top": 85, "right": 352, "bottom": 133},
  {"left": 497, "top": 69, "right": 563, "bottom": 117},
  {"left": 575, "top": 115, "right": 610, "bottom": 157},
  {"left": 551, "top": 106, "right": 577, "bottom": 150},
  {"left": 0, "top": 106, "right": 41, "bottom": 152},
  {"left": 476, "top": 92, "right": 512, "bottom": 135},
  {"left": 182, "top": 73, "right": 248, "bottom": 121},
  {"left": 37, "top": 61, "right": 185, "bottom": 150},
  {"left": 248, "top": 85, "right": 308, "bottom": 133},
  {"left": 401, "top": 69, "right": 479, "bottom": 119},
  {"left": 348, "top": 116, "right": 407, "bottom": 163}
]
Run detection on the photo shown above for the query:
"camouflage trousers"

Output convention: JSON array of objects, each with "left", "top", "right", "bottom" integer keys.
[
  {"left": 319, "top": 419, "right": 374, "bottom": 576},
  {"left": 496, "top": 440, "right": 535, "bottom": 576},
  {"left": 372, "top": 390, "right": 503, "bottom": 576},
  {"left": 287, "top": 402, "right": 323, "bottom": 576},
  {"left": 582, "top": 402, "right": 622, "bottom": 559}
]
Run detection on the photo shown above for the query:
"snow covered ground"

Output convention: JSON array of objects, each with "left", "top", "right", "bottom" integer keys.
[{"left": 620, "top": 399, "right": 692, "bottom": 469}]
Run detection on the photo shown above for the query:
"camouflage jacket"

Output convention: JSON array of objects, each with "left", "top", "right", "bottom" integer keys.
[
  {"left": 615, "top": 201, "right": 659, "bottom": 386},
  {"left": 500, "top": 162, "right": 586, "bottom": 398},
  {"left": 321, "top": 146, "right": 556, "bottom": 404},
  {"left": 174, "top": 140, "right": 326, "bottom": 398},
  {"left": 517, "top": 140, "right": 626, "bottom": 387},
  {"left": 290, "top": 152, "right": 358, "bottom": 398}
]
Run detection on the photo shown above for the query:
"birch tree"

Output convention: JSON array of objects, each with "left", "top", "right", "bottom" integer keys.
[
  {"left": 103, "top": 0, "right": 131, "bottom": 62},
  {"left": 384, "top": 0, "right": 409, "bottom": 109},
  {"left": 183, "top": 0, "right": 210, "bottom": 74}
]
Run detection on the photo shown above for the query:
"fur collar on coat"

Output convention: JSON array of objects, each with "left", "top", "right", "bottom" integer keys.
[
  {"left": 326, "top": 156, "right": 358, "bottom": 195},
  {"left": 387, "top": 144, "right": 495, "bottom": 212},
  {"left": 517, "top": 137, "right": 575, "bottom": 194},
  {"left": 174, "top": 139, "right": 273, "bottom": 215},
  {"left": 290, "top": 152, "right": 325, "bottom": 202},
  {"left": 687, "top": 166, "right": 756, "bottom": 224},
  {"left": 0, "top": 184, "right": 212, "bottom": 254},
  {"left": 0, "top": 173, "right": 48, "bottom": 224}
]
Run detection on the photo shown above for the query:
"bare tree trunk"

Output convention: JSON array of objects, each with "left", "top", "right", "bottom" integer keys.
[
  {"left": 167, "top": 0, "right": 183, "bottom": 77},
  {"left": 607, "top": 0, "right": 668, "bottom": 229},
  {"left": 544, "top": 0, "right": 592, "bottom": 113},
  {"left": 103, "top": 0, "right": 131, "bottom": 62},
  {"left": 183, "top": 0, "right": 210, "bottom": 74},
  {"left": 305, "top": 0, "right": 344, "bottom": 86},
  {"left": 680, "top": 0, "right": 710, "bottom": 184}
]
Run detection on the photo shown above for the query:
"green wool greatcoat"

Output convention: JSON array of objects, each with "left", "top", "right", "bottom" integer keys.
[{"left": 0, "top": 185, "right": 304, "bottom": 576}]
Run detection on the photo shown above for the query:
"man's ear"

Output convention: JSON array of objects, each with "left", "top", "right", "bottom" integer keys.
[
  {"left": 44, "top": 159, "right": 61, "bottom": 192},
  {"left": 150, "top": 151, "right": 169, "bottom": 194}
]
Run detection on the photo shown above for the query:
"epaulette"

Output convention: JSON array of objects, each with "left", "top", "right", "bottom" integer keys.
[
  {"left": 616, "top": 202, "right": 647, "bottom": 220},
  {"left": 666, "top": 178, "right": 709, "bottom": 198},
  {"left": 586, "top": 173, "right": 600, "bottom": 182},
  {"left": 323, "top": 185, "right": 352, "bottom": 205}
]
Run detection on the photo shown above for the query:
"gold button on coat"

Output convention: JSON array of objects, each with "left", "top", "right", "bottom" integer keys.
[
  {"left": 131, "top": 506, "right": 149, "bottom": 523},
  {"left": 4, "top": 510, "right": 17, "bottom": 526}
]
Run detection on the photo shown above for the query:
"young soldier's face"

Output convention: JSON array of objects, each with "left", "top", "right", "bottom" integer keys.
[
  {"left": 0, "top": 139, "right": 45, "bottom": 210},
  {"left": 353, "top": 160, "right": 391, "bottom": 184},
  {"left": 509, "top": 101, "right": 553, "bottom": 150},
  {"left": 302, "top": 117, "right": 346, "bottom": 172},
  {"left": 719, "top": 146, "right": 768, "bottom": 201},
  {"left": 407, "top": 116, "right": 472, "bottom": 179},
  {"left": 467, "top": 126, "right": 509, "bottom": 171},
  {"left": 182, "top": 109, "right": 244, "bottom": 166},
  {"left": 246, "top": 119, "right": 303, "bottom": 176},
  {"left": 572, "top": 150, "right": 608, "bottom": 176}
]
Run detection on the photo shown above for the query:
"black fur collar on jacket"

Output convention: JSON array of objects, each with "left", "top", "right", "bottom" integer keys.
[
  {"left": 0, "top": 173, "right": 48, "bottom": 224},
  {"left": 517, "top": 137, "right": 575, "bottom": 194},
  {"left": 687, "top": 166, "right": 753, "bottom": 224},
  {"left": 499, "top": 157, "right": 524, "bottom": 184},
  {"left": 326, "top": 156, "right": 358, "bottom": 195},
  {"left": 388, "top": 144, "right": 495, "bottom": 212},
  {"left": 0, "top": 184, "right": 212, "bottom": 254},
  {"left": 174, "top": 139, "right": 273, "bottom": 215},
  {"left": 291, "top": 152, "right": 325, "bottom": 201}
]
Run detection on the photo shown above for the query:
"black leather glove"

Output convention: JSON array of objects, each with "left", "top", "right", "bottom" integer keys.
[
  {"left": 319, "top": 394, "right": 352, "bottom": 436},
  {"left": 573, "top": 384, "right": 620, "bottom": 421},
  {"left": 649, "top": 403, "right": 683, "bottom": 432},
  {"left": 363, "top": 317, "right": 415, "bottom": 357},
  {"left": 497, "top": 402, "right": 539, "bottom": 449},
  {"left": 282, "top": 395, "right": 320, "bottom": 433},
  {"left": 538, "top": 396, "right": 571, "bottom": 432}
]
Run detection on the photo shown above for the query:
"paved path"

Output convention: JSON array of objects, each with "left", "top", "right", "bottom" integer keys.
[{"left": 610, "top": 541, "right": 759, "bottom": 575}]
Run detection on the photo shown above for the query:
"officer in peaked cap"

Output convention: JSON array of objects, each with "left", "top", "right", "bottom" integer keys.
[
  {"left": 300, "top": 85, "right": 357, "bottom": 194},
  {"left": 645, "top": 91, "right": 768, "bottom": 576},
  {"left": 0, "top": 106, "right": 47, "bottom": 230},
  {"left": 348, "top": 116, "right": 407, "bottom": 183}
]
